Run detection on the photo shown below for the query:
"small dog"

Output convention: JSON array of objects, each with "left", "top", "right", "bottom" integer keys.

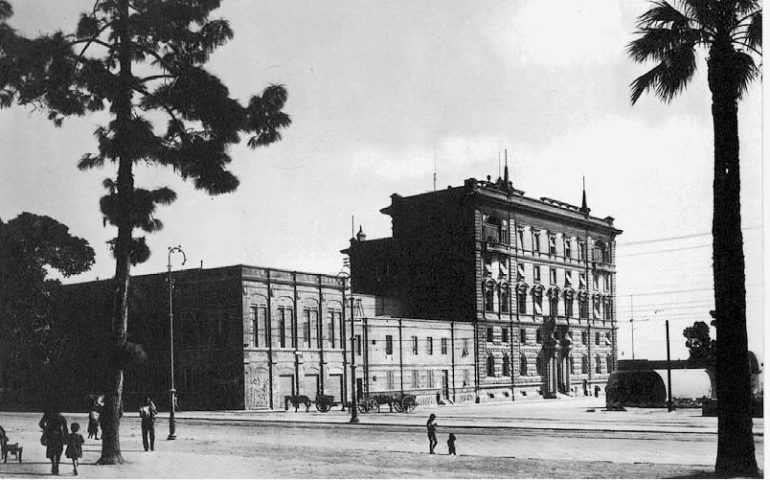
[{"left": 3, "top": 442, "right": 22, "bottom": 463}]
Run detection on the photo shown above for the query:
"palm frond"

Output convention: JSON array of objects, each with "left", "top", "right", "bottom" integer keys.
[
  {"left": 734, "top": 0, "right": 760, "bottom": 16},
  {"left": 628, "top": 28, "right": 702, "bottom": 63},
  {"left": 638, "top": 0, "right": 692, "bottom": 28},
  {"left": 0, "top": 1, "right": 11, "bottom": 22},
  {"left": 733, "top": 51, "right": 760, "bottom": 99},
  {"left": 744, "top": 11, "right": 762, "bottom": 51},
  {"left": 630, "top": 44, "right": 698, "bottom": 104}
]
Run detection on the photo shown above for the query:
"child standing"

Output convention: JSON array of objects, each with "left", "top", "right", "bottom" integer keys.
[
  {"left": 447, "top": 433, "right": 457, "bottom": 455},
  {"left": 65, "top": 423, "right": 84, "bottom": 476}
]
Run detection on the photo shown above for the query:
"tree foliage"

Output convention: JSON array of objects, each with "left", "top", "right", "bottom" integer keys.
[
  {"left": 682, "top": 320, "right": 715, "bottom": 366},
  {"left": 0, "top": 212, "right": 95, "bottom": 376},
  {"left": 0, "top": 0, "right": 290, "bottom": 464}
]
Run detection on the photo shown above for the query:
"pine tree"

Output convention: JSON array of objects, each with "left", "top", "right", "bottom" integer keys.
[{"left": 1, "top": 0, "right": 290, "bottom": 463}]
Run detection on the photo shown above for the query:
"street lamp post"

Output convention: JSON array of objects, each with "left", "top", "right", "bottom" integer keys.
[
  {"left": 336, "top": 271, "right": 358, "bottom": 424},
  {"left": 167, "top": 245, "right": 186, "bottom": 440}
]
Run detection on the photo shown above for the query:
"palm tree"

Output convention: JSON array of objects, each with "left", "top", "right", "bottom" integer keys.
[{"left": 628, "top": 0, "right": 761, "bottom": 476}]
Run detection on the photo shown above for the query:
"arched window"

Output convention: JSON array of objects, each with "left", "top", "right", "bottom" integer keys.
[
  {"left": 500, "top": 286, "right": 510, "bottom": 313},
  {"left": 486, "top": 354, "right": 495, "bottom": 377},
  {"left": 502, "top": 354, "right": 510, "bottom": 376},
  {"left": 520, "top": 354, "right": 528, "bottom": 376},
  {"left": 485, "top": 286, "right": 495, "bottom": 312}
]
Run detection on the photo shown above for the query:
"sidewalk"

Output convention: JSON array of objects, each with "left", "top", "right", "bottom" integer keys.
[{"left": 112, "top": 396, "right": 762, "bottom": 436}]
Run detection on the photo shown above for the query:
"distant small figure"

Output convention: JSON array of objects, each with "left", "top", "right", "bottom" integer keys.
[
  {"left": 447, "top": 433, "right": 457, "bottom": 455},
  {"left": 426, "top": 413, "right": 438, "bottom": 454},
  {"left": 594, "top": 385, "right": 601, "bottom": 397},
  {"left": 64, "top": 423, "right": 84, "bottom": 476},
  {"left": 139, "top": 396, "right": 157, "bottom": 452}
]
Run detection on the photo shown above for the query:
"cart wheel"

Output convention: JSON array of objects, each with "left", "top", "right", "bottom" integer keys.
[
  {"left": 403, "top": 396, "right": 417, "bottom": 413},
  {"left": 371, "top": 400, "right": 380, "bottom": 413},
  {"left": 393, "top": 400, "right": 404, "bottom": 412},
  {"left": 357, "top": 402, "right": 368, "bottom": 413},
  {"left": 319, "top": 402, "right": 331, "bottom": 413}
]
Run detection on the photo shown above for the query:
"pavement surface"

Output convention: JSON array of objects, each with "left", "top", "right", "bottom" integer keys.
[{"left": 0, "top": 396, "right": 763, "bottom": 478}]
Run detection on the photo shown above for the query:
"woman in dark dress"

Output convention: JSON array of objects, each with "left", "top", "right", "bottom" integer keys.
[
  {"left": 426, "top": 413, "right": 438, "bottom": 454},
  {"left": 39, "top": 408, "right": 68, "bottom": 475}
]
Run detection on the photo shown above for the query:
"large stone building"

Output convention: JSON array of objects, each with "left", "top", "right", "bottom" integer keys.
[
  {"left": 0, "top": 170, "right": 620, "bottom": 411},
  {"left": 345, "top": 168, "right": 622, "bottom": 399}
]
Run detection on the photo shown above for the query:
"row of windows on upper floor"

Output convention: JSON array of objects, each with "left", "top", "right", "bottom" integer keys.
[
  {"left": 484, "top": 255, "right": 612, "bottom": 292},
  {"left": 481, "top": 216, "right": 612, "bottom": 264},
  {"left": 485, "top": 327, "right": 611, "bottom": 346},
  {"left": 483, "top": 287, "right": 614, "bottom": 320},
  {"left": 487, "top": 352, "right": 613, "bottom": 377}
]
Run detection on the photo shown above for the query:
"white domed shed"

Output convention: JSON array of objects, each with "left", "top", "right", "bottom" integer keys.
[{"left": 652, "top": 369, "right": 715, "bottom": 400}]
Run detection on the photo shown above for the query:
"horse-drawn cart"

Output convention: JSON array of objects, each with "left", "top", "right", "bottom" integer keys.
[
  {"left": 357, "top": 393, "right": 417, "bottom": 413},
  {"left": 314, "top": 394, "right": 337, "bottom": 413}
]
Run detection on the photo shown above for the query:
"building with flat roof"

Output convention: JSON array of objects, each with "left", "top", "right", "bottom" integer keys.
[{"left": 345, "top": 167, "right": 622, "bottom": 399}]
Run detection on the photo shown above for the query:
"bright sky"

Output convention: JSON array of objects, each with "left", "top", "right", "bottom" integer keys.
[{"left": 0, "top": 1, "right": 763, "bottom": 363}]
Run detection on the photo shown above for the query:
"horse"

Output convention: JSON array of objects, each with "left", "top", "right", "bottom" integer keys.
[{"left": 284, "top": 395, "right": 312, "bottom": 412}]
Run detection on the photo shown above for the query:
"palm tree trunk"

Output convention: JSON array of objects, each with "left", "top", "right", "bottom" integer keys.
[
  {"left": 98, "top": 0, "right": 132, "bottom": 465},
  {"left": 708, "top": 40, "right": 758, "bottom": 478}
]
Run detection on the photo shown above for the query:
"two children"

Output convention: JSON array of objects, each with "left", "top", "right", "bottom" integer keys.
[{"left": 64, "top": 423, "right": 84, "bottom": 476}]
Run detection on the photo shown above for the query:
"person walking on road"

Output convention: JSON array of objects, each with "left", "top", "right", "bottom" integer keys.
[
  {"left": 64, "top": 423, "right": 84, "bottom": 476},
  {"left": 139, "top": 396, "right": 157, "bottom": 452},
  {"left": 39, "top": 406, "right": 68, "bottom": 475},
  {"left": 426, "top": 413, "right": 438, "bottom": 454}
]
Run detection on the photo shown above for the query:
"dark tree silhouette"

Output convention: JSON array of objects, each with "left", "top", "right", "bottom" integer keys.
[
  {"left": 0, "top": 213, "right": 95, "bottom": 396},
  {"left": 682, "top": 321, "right": 715, "bottom": 366},
  {"left": 628, "top": 1, "right": 761, "bottom": 476},
  {"left": 0, "top": 0, "right": 290, "bottom": 464}
]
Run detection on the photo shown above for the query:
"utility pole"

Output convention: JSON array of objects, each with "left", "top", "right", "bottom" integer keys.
[
  {"left": 167, "top": 245, "right": 186, "bottom": 440},
  {"left": 665, "top": 319, "right": 673, "bottom": 412}
]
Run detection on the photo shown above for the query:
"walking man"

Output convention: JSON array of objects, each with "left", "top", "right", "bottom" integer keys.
[{"left": 139, "top": 396, "right": 157, "bottom": 452}]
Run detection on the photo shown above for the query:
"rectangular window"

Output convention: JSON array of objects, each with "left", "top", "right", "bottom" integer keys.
[
  {"left": 412, "top": 370, "right": 420, "bottom": 388},
  {"left": 412, "top": 336, "right": 419, "bottom": 355},
  {"left": 328, "top": 311, "right": 337, "bottom": 349},
  {"left": 517, "top": 229, "right": 525, "bottom": 249},
  {"left": 603, "top": 274, "right": 610, "bottom": 291},
  {"left": 278, "top": 307, "right": 293, "bottom": 348},
  {"left": 386, "top": 371, "right": 395, "bottom": 390},
  {"left": 385, "top": 335, "right": 393, "bottom": 355},
  {"left": 427, "top": 337, "right": 434, "bottom": 355},
  {"left": 579, "top": 241, "right": 586, "bottom": 260},
  {"left": 534, "top": 266, "right": 541, "bottom": 282},
  {"left": 593, "top": 274, "right": 599, "bottom": 290},
  {"left": 303, "top": 309, "right": 311, "bottom": 347},
  {"left": 501, "top": 328, "right": 508, "bottom": 343},
  {"left": 564, "top": 271, "right": 572, "bottom": 288},
  {"left": 501, "top": 287, "right": 509, "bottom": 313},
  {"left": 520, "top": 328, "right": 527, "bottom": 344},
  {"left": 463, "top": 369, "right": 470, "bottom": 386},
  {"left": 579, "top": 273, "right": 587, "bottom": 290},
  {"left": 486, "top": 327, "right": 494, "bottom": 342},
  {"left": 549, "top": 234, "right": 556, "bottom": 255},
  {"left": 565, "top": 238, "right": 572, "bottom": 258},
  {"left": 533, "top": 231, "right": 541, "bottom": 253},
  {"left": 499, "top": 258, "right": 508, "bottom": 277},
  {"left": 534, "top": 296, "right": 543, "bottom": 315},
  {"left": 549, "top": 268, "right": 557, "bottom": 285},
  {"left": 462, "top": 338, "right": 469, "bottom": 357},
  {"left": 356, "top": 334, "right": 362, "bottom": 356},
  {"left": 517, "top": 292, "right": 527, "bottom": 314},
  {"left": 536, "top": 329, "right": 542, "bottom": 344},
  {"left": 484, "top": 254, "right": 493, "bottom": 275},
  {"left": 604, "top": 299, "right": 612, "bottom": 320},
  {"left": 595, "top": 332, "right": 601, "bottom": 345},
  {"left": 517, "top": 263, "right": 525, "bottom": 281},
  {"left": 427, "top": 370, "right": 434, "bottom": 388},
  {"left": 441, "top": 337, "right": 448, "bottom": 355},
  {"left": 565, "top": 298, "right": 574, "bottom": 318},
  {"left": 594, "top": 300, "right": 601, "bottom": 319}
]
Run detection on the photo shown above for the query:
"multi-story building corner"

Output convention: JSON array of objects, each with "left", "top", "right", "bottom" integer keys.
[{"left": 346, "top": 167, "right": 622, "bottom": 400}]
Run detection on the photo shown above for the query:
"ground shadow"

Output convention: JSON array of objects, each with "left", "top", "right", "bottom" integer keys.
[{"left": 669, "top": 469, "right": 764, "bottom": 479}]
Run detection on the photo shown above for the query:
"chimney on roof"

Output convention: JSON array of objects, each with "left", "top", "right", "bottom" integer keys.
[{"left": 504, "top": 149, "right": 510, "bottom": 185}]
